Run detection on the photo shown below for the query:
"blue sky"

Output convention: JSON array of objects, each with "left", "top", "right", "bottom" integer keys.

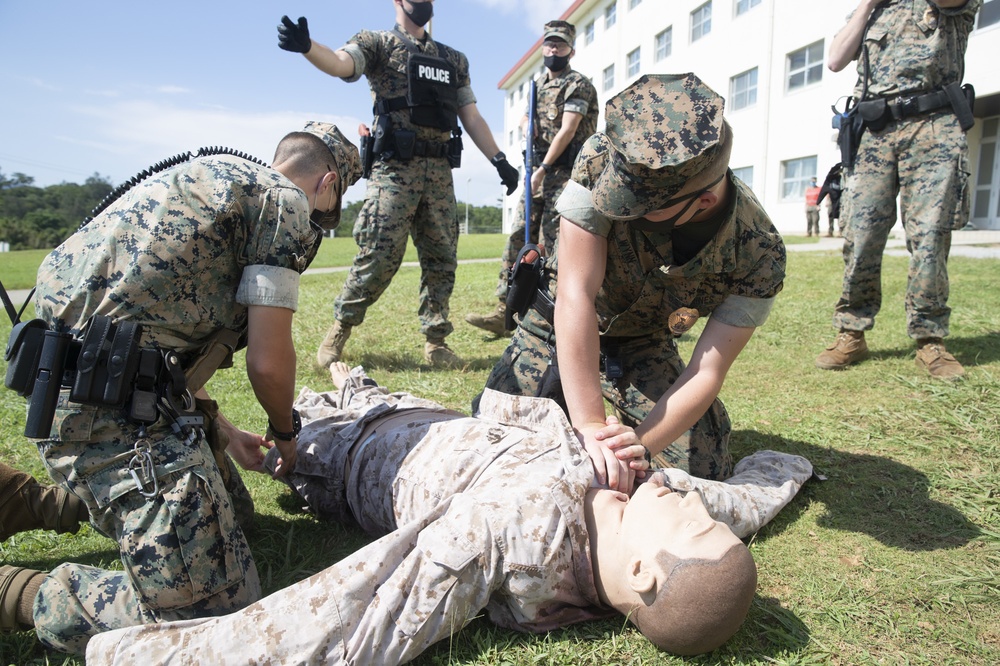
[{"left": 0, "top": 1, "right": 567, "bottom": 205}]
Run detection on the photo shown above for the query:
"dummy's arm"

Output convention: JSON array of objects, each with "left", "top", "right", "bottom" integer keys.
[{"left": 649, "top": 451, "right": 814, "bottom": 538}]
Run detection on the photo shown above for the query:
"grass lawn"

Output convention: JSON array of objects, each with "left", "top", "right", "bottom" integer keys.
[{"left": 1, "top": 237, "right": 998, "bottom": 665}]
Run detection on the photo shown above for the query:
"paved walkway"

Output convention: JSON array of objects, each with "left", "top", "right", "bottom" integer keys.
[{"left": 6, "top": 230, "right": 997, "bottom": 307}]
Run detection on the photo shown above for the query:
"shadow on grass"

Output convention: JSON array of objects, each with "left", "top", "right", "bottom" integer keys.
[
  {"left": 731, "top": 430, "right": 981, "bottom": 551},
  {"left": 863, "top": 331, "right": 1000, "bottom": 366}
]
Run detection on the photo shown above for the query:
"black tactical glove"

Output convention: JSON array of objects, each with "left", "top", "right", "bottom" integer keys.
[
  {"left": 492, "top": 152, "right": 520, "bottom": 195},
  {"left": 278, "top": 15, "right": 311, "bottom": 54}
]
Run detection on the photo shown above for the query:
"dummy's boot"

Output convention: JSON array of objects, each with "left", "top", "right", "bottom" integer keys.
[
  {"left": 915, "top": 337, "right": 965, "bottom": 380},
  {"left": 316, "top": 321, "right": 352, "bottom": 369},
  {"left": 464, "top": 302, "right": 510, "bottom": 337},
  {"left": 0, "top": 463, "right": 90, "bottom": 542},
  {"left": 0, "top": 566, "right": 45, "bottom": 631},
  {"left": 815, "top": 330, "right": 868, "bottom": 370},
  {"left": 424, "top": 337, "right": 463, "bottom": 368}
]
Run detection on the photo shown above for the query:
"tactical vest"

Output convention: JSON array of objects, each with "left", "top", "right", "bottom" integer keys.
[{"left": 375, "top": 29, "right": 459, "bottom": 132}]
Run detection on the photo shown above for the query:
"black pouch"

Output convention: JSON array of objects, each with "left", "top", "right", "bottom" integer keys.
[
  {"left": 858, "top": 98, "right": 890, "bottom": 132},
  {"left": 447, "top": 131, "right": 463, "bottom": 169},
  {"left": 359, "top": 134, "right": 375, "bottom": 179},
  {"left": 24, "top": 330, "right": 73, "bottom": 439},
  {"left": 69, "top": 315, "right": 142, "bottom": 408},
  {"left": 505, "top": 244, "right": 544, "bottom": 331},
  {"left": 5, "top": 319, "right": 49, "bottom": 396},
  {"left": 393, "top": 129, "right": 416, "bottom": 161}
]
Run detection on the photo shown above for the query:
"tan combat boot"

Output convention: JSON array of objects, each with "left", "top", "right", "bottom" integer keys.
[
  {"left": 316, "top": 321, "right": 352, "bottom": 369},
  {"left": 915, "top": 338, "right": 965, "bottom": 380},
  {"left": 0, "top": 463, "right": 90, "bottom": 542},
  {"left": 464, "top": 302, "right": 510, "bottom": 337},
  {"left": 0, "top": 566, "right": 45, "bottom": 630},
  {"left": 815, "top": 330, "right": 868, "bottom": 370},
  {"left": 424, "top": 337, "right": 463, "bottom": 368}
]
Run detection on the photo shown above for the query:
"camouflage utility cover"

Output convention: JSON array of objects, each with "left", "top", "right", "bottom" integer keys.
[
  {"left": 543, "top": 20, "right": 576, "bottom": 45},
  {"left": 590, "top": 73, "right": 733, "bottom": 220}
]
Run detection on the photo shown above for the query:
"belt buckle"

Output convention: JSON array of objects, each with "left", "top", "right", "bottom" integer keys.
[{"left": 896, "top": 95, "right": 918, "bottom": 118}]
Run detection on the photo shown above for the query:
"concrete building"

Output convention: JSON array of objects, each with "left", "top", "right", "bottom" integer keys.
[{"left": 497, "top": 0, "right": 1000, "bottom": 236}]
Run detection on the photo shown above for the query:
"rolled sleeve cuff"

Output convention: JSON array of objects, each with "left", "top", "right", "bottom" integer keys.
[
  {"left": 564, "top": 99, "right": 589, "bottom": 116},
  {"left": 457, "top": 85, "right": 477, "bottom": 108},
  {"left": 711, "top": 294, "right": 775, "bottom": 328},
  {"left": 340, "top": 44, "right": 366, "bottom": 83},
  {"left": 555, "top": 181, "right": 612, "bottom": 237},
  {"left": 237, "top": 265, "right": 300, "bottom": 311}
]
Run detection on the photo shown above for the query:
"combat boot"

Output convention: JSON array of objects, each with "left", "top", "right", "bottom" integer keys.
[
  {"left": 316, "top": 321, "right": 352, "bottom": 369},
  {"left": 0, "top": 463, "right": 90, "bottom": 542},
  {"left": 424, "top": 337, "right": 463, "bottom": 368},
  {"left": 464, "top": 302, "right": 510, "bottom": 337},
  {"left": 0, "top": 566, "right": 45, "bottom": 630},
  {"left": 815, "top": 330, "right": 868, "bottom": 370},
  {"left": 915, "top": 338, "right": 965, "bottom": 380}
]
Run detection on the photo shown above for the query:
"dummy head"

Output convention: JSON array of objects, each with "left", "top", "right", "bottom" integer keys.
[{"left": 587, "top": 483, "right": 757, "bottom": 655}]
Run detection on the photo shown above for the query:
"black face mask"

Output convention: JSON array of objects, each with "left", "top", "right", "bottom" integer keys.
[
  {"left": 404, "top": 1, "right": 434, "bottom": 28},
  {"left": 544, "top": 54, "right": 570, "bottom": 72}
]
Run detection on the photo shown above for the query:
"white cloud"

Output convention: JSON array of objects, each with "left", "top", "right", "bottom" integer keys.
[{"left": 467, "top": 0, "right": 571, "bottom": 32}]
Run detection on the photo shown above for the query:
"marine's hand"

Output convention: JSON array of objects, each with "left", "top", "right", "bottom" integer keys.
[
  {"left": 492, "top": 153, "right": 520, "bottom": 195},
  {"left": 227, "top": 429, "right": 270, "bottom": 472},
  {"left": 270, "top": 436, "right": 298, "bottom": 478},
  {"left": 578, "top": 422, "right": 636, "bottom": 493},
  {"left": 597, "top": 415, "right": 650, "bottom": 476},
  {"left": 278, "top": 15, "right": 311, "bottom": 53}
]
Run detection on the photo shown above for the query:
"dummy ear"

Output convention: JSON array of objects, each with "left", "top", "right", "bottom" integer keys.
[
  {"left": 696, "top": 190, "right": 719, "bottom": 211},
  {"left": 627, "top": 556, "right": 656, "bottom": 595}
]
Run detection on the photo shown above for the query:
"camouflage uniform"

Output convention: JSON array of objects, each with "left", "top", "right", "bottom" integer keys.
[
  {"left": 333, "top": 26, "right": 476, "bottom": 340},
  {"left": 484, "top": 134, "right": 785, "bottom": 480},
  {"left": 491, "top": 67, "right": 598, "bottom": 302},
  {"left": 834, "top": 0, "right": 981, "bottom": 339},
  {"left": 28, "top": 154, "right": 324, "bottom": 653},
  {"left": 85, "top": 368, "right": 813, "bottom": 665}
]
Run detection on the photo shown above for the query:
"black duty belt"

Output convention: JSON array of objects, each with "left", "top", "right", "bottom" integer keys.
[
  {"left": 887, "top": 90, "right": 951, "bottom": 120},
  {"left": 411, "top": 140, "right": 449, "bottom": 158}
]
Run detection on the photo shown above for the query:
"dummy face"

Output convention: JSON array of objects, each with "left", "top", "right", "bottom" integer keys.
[{"left": 592, "top": 482, "right": 741, "bottom": 561}]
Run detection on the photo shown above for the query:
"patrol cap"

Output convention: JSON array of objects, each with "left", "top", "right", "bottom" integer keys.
[
  {"left": 543, "top": 20, "right": 575, "bottom": 45},
  {"left": 301, "top": 121, "right": 363, "bottom": 229},
  {"left": 591, "top": 73, "right": 733, "bottom": 221}
]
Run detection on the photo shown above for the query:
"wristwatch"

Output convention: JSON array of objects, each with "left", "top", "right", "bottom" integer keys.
[
  {"left": 491, "top": 151, "right": 507, "bottom": 165},
  {"left": 539, "top": 163, "right": 551, "bottom": 171},
  {"left": 267, "top": 409, "right": 302, "bottom": 442}
]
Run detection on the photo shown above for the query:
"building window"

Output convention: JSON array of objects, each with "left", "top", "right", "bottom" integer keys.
[
  {"left": 629, "top": 0, "right": 642, "bottom": 9},
  {"left": 735, "top": 0, "right": 761, "bottom": 16},
  {"left": 691, "top": 2, "right": 712, "bottom": 42},
  {"left": 518, "top": 82, "right": 524, "bottom": 100},
  {"left": 606, "top": 3, "right": 617, "bottom": 29},
  {"left": 732, "top": 166, "right": 753, "bottom": 190},
  {"left": 585, "top": 20, "right": 595, "bottom": 45},
  {"left": 603, "top": 65, "right": 616, "bottom": 92},
  {"left": 626, "top": 48, "right": 641, "bottom": 78},
  {"left": 977, "top": 0, "right": 999, "bottom": 28},
  {"left": 655, "top": 27, "right": 672, "bottom": 61},
  {"left": 781, "top": 156, "right": 818, "bottom": 200},
  {"left": 508, "top": 130, "right": 514, "bottom": 145},
  {"left": 787, "top": 41, "right": 824, "bottom": 91},
  {"left": 730, "top": 68, "right": 758, "bottom": 110}
]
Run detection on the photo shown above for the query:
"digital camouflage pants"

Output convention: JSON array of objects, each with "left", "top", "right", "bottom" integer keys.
[
  {"left": 481, "top": 309, "right": 733, "bottom": 480},
  {"left": 334, "top": 156, "right": 459, "bottom": 340},
  {"left": 834, "top": 111, "right": 970, "bottom": 339},
  {"left": 32, "top": 398, "right": 260, "bottom": 654}
]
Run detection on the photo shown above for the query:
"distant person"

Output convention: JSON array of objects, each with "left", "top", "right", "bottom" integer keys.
[
  {"left": 815, "top": 0, "right": 980, "bottom": 379},
  {"left": 277, "top": 1, "right": 520, "bottom": 368},
  {"left": 84, "top": 362, "right": 814, "bottom": 664},
  {"left": 805, "top": 176, "right": 821, "bottom": 237},
  {"left": 465, "top": 19, "right": 598, "bottom": 337},
  {"left": 481, "top": 74, "right": 786, "bottom": 493},
  {"left": 0, "top": 122, "right": 361, "bottom": 654},
  {"left": 817, "top": 162, "right": 844, "bottom": 237}
]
